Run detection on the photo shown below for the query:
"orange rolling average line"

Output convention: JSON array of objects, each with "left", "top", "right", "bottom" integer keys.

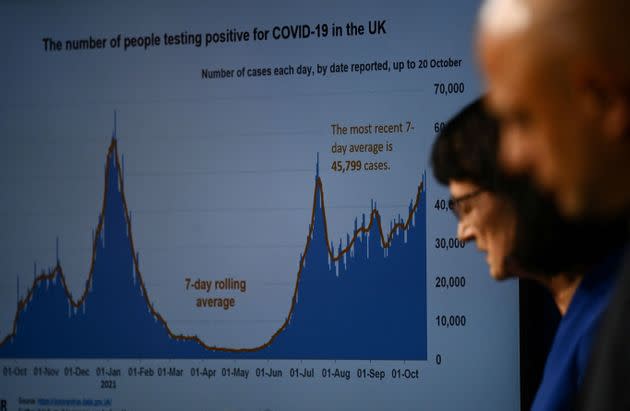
[{"left": 0, "top": 138, "right": 424, "bottom": 352}]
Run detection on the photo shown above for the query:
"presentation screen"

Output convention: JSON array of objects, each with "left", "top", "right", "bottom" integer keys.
[{"left": 0, "top": 1, "right": 520, "bottom": 410}]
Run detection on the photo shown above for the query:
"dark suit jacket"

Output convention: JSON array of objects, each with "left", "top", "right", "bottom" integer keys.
[{"left": 579, "top": 245, "right": 630, "bottom": 411}]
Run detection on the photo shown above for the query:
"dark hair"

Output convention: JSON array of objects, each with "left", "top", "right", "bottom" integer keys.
[
  {"left": 431, "top": 98, "right": 515, "bottom": 192},
  {"left": 431, "top": 97, "right": 628, "bottom": 276}
]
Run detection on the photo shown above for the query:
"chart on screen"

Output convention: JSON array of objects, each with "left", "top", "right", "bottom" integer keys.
[{"left": 0, "top": 1, "right": 520, "bottom": 410}]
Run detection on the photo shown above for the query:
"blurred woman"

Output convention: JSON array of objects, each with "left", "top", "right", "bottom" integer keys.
[{"left": 431, "top": 98, "right": 627, "bottom": 411}]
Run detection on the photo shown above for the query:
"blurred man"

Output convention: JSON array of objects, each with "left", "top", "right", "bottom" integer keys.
[
  {"left": 477, "top": 0, "right": 629, "bottom": 218},
  {"left": 476, "top": 0, "right": 630, "bottom": 410}
]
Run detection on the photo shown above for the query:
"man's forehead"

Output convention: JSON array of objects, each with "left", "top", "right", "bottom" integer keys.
[
  {"left": 478, "top": 0, "right": 572, "bottom": 37},
  {"left": 480, "top": 32, "right": 551, "bottom": 103},
  {"left": 479, "top": 0, "right": 533, "bottom": 37},
  {"left": 480, "top": 38, "right": 527, "bottom": 106},
  {"left": 479, "top": 27, "right": 533, "bottom": 68}
]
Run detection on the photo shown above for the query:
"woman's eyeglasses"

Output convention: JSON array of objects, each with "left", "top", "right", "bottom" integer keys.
[{"left": 450, "top": 189, "right": 484, "bottom": 219}]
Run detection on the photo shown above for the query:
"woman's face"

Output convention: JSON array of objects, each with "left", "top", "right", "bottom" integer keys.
[{"left": 448, "top": 180, "right": 517, "bottom": 280}]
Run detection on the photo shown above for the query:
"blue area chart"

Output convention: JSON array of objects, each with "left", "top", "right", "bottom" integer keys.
[{"left": 0, "top": 131, "right": 427, "bottom": 360}]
